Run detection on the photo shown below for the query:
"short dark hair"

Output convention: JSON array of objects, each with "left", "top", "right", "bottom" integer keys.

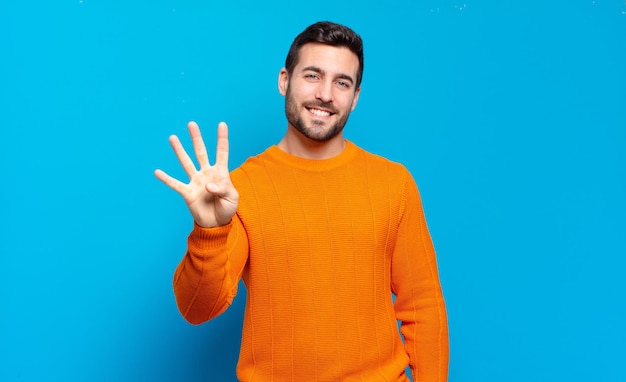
[{"left": 285, "top": 21, "right": 364, "bottom": 88}]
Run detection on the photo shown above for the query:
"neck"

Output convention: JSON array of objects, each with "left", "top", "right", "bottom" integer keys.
[{"left": 277, "top": 128, "right": 346, "bottom": 159}]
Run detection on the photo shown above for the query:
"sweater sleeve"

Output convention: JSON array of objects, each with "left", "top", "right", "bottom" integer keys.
[
  {"left": 173, "top": 214, "right": 249, "bottom": 325},
  {"left": 391, "top": 171, "right": 449, "bottom": 381}
]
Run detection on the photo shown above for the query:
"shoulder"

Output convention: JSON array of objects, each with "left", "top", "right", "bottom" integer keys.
[
  {"left": 351, "top": 142, "right": 412, "bottom": 179},
  {"left": 230, "top": 149, "right": 275, "bottom": 190}
]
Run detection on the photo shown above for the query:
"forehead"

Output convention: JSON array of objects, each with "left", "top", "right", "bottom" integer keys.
[{"left": 295, "top": 43, "right": 359, "bottom": 78}]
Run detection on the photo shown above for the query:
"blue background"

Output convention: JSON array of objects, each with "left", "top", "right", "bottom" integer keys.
[{"left": 1, "top": 1, "right": 625, "bottom": 381}]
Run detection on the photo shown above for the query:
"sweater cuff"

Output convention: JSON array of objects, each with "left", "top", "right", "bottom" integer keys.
[{"left": 188, "top": 220, "right": 233, "bottom": 251}]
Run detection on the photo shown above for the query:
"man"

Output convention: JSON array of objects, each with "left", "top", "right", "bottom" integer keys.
[{"left": 155, "top": 21, "right": 449, "bottom": 382}]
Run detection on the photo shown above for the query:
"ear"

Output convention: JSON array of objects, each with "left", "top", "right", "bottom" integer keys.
[
  {"left": 278, "top": 68, "right": 289, "bottom": 96},
  {"left": 350, "top": 86, "right": 361, "bottom": 112}
]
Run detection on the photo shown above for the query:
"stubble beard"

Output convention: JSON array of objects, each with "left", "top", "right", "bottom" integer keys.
[{"left": 284, "top": 85, "right": 352, "bottom": 143}]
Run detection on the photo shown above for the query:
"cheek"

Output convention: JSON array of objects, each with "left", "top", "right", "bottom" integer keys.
[
  {"left": 340, "top": 95, "right": 358, "bottom": 112},
  {"left": 293, "top": 80, "right": 321, "bottom": 97}
]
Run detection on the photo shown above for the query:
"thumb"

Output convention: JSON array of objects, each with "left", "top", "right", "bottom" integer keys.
[
  {"left": 206, "top": 182, "right": 220, "bottom": 194},
  {"left": 205, "top": 181, "right": 236, "bottom": 199}
]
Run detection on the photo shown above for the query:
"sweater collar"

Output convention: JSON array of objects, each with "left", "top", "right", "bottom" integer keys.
[{"left": 265, "top": 140, "right": 359, "bottom": 171}]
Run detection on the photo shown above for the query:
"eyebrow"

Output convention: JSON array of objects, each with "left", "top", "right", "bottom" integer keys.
[{"left": 302, "top": 66, "right": 354, "bottom": 84}]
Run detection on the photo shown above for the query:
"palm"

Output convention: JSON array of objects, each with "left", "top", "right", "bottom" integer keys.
[{"left": 155, "top": 121, "right": 239, "bottom": 227}]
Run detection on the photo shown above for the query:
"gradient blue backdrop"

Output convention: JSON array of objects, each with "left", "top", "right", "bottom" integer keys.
[{"left": 1, "top": 1, "right": 625, "bottom": 381}]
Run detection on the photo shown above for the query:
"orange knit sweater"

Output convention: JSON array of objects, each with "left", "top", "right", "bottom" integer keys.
[{"left": 173, "top": 141, "right": 449, "bottom": 381}]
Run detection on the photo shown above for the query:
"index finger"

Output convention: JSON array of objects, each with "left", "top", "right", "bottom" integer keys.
[
  {"left": 188, "top": 121, "right": 210, "bottom": 168},
  {"left": 214, "top": 121, "right": 230, "bottom": 168}
]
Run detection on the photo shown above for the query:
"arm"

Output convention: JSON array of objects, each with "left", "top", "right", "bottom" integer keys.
[
  {"left": 173, "top": 217, "right": 249, "bottom": 324},
  {"left": 391, "top": 171, "right": 449, "bottom": 381},
  {"left": 155, "top": 121, "right": 244, "bottom": 323}
]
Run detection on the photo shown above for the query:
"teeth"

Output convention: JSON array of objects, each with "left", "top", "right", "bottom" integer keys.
[{"left": 309, "top": 108, "right": 331, "bottom": 117}]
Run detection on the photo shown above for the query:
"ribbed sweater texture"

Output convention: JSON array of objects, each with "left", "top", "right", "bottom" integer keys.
[{"left": 173, "top": 141, "right": 449, "bottom": 381}]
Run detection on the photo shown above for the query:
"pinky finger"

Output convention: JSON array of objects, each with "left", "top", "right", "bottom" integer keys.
[{"left": 154, "top": 169, "right": 187, "bottom": 194}]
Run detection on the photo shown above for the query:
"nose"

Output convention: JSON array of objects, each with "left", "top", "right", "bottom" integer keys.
[{"left": 315, "top": 80, "right": 334, "bottom": 103}]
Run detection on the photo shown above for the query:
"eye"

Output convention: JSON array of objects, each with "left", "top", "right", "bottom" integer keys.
[
  {"left": 336, "top": 80, "right": 351, "bottom": 89},
  {"left": 304, "top": 73, "right": 320, "bottom": 80}
]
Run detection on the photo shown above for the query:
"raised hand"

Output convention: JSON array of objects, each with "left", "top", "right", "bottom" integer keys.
[{"left": 154, "top": 121, "right": 239, "bottom": 227}]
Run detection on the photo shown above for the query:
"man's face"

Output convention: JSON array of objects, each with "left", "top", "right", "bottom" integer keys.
[{"left": 279, "top": 43, "right": 361, "bottom": 142}]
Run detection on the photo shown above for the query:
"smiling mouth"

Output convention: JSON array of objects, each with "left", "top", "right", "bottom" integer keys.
[{"left": 307, "top": 107, "right": 333, "bottom": 117}]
